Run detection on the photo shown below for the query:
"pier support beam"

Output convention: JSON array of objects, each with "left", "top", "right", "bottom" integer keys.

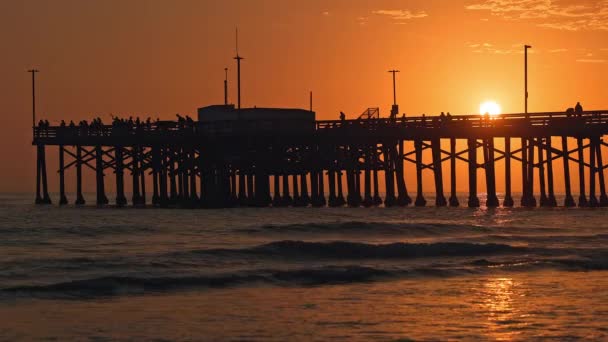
[
  {"left": 396, "top": 140, "right": 411, "bottom": 206},
  {"left": 467, "top": 138, "right": 479, "bottom": 208},
  {"left": 538, "top": 139, "right": 548, "bottom": 207},
  {"left": 292, "top": 174, "right": 301, "bottom": 206},
  {"left": 58, "top": 146, "right": 68, "bottom": 205},
  {"left": 521, "top": 138, "right": 528, "bottom": 207},
  {"left": 310, "top": 170, "right": 321, "bottom": 207},
  {"left": 132, "top": 147, "right": 142, "bottom": 205},
  {"left": 562, "top": 137, "right": 576, "bottom": 207},
  {"left": 245, "top": 173, "right": 254, "bottom": 206},
  {"left": 95, "top": 146, "right": 108, "bottom": 206},
  {"left": 115, "top": 147, "right": 127, "bottom": 207},
  {"left": 577, "top": 137, "right": 588, "bottom": 207},
  {"left": 372, "top": 146, "right": 382, "bottom": 205},
  {"left": 484, "top": 138, "right": 499, "bottom": 207},
  {"left": 282, "top": 174, "right": 293, "bottom": 206},
  {"left": 503, "top": 137, "right": 514, "bottom": 207},
  {"left": 318, "top": 170, "right": 327, "bottom": 207},
  {"left": 449, "top": 138, "right": 459, "bottom": 207},
  {"left": 36, "top": 144, "right": 51, "bottom": 204},
  {"left": 523, "top": 138, "right": 537, "bottom": 207},
  {"left": 545, "top": 137, "right": 557, "bottom": 207},
  {"left": 273, "top": 175, "right": 282, "bottom": 207},
  {"left": 152, "top": 147, "right": 161, "bottom": 206},
  {"left": 238, "top": 173, "right": 247, "bottom": 206},
  {"left": 300, "top": 173, "right": 310, "bottom": 206},
  {"left": 432, "top": 138, "right": 447, "bottom": 207},
  {"left": 596, "top": 138, "right": 608, "bottom": 206},
  {"left": 169, "top": 154, "right": 178, "bottom": 205},
  {"left": 75, "top": 146, "right": 85, "bottom": 205},
  {"left": 363, "top": 157, "right": 373, "bottom": 207},
  {"left": 589, "top": 137, "right": 598, "bottom": 207},
  {"left": 328, "top": 169, "right": 339, "bottom": 207},
  {"left": 383, "top": 144, "right": 396, "bottom": 207},
  {"left": 414, "top": 139, "right": 426, "bottom": 207},
  {"left": 336, "top": 171, "right": 345, "bottom": 206},
  {"left": 159, "top": 147, "right": 169, "bottom": 208}
]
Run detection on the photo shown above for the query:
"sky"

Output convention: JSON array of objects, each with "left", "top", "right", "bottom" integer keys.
[{"left": 1, "top": 0, "right": 607, "bottom": 193}]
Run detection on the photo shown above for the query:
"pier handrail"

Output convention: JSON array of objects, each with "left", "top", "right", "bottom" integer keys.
[{"left": 32, "top": 110, "right": 608, "bottom": 142}]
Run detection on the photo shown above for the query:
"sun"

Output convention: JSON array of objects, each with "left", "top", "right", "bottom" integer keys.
[{"left": 479, "top": 101, "right": 502, "bottom": 116}]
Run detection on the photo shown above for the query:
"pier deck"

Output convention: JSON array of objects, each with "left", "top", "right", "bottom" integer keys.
[{"left": 32, "top": 110, "right": 608, "bottom": 208}]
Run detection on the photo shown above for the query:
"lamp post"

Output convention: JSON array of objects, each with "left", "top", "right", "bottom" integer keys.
[
  {"left": 388, "top": 69, "right": 400, "bottom": 119},
  {"left": 28, "top": 69, "right": 39, "bottom": 137},
  {"left": 524, "top": 45, "right": 531, "bottom": 117},
  {"left": 224, "top": 67, "right": 228, "bottom": 105}
]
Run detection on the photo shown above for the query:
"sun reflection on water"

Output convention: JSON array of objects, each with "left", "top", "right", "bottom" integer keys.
[{"left": 481, "top": 277, "right": 529, "bottom": 341}]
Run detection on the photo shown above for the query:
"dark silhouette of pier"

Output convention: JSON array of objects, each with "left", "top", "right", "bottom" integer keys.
[{"left": 32, "top": 109, "right": 608, "bottom": 208}]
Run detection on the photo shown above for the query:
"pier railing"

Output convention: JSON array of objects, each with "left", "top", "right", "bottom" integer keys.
[{"left": 32, "top": 111, "right": 608, "bottom": 143}]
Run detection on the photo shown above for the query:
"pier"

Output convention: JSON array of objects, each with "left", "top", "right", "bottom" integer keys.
[{"left": 32, "top": 108, "right": 608, "bottom": 208}]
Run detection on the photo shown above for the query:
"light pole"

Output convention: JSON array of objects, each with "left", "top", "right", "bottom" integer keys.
[
  {"left": 224, "top": 67, "right": 228, "bottom": 105},
  {"left": 524, "top": 45, "right": 532, "bottom": 117},
  {"left": 234, "top": 28, "right": 244, "bottom": 109},
  {"left": 28, "top": 69, "right": 39, "bottom": 136},
  {"left": 388, "top": 69, "right": 400, "bottom": 118}
]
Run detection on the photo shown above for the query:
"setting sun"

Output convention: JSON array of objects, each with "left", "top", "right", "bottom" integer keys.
[{"left": 480, "top": 101, "right": 502, "bottom": 116}]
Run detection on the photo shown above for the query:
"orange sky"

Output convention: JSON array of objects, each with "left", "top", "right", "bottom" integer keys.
[{"left": 1, "top": 0, "right": 607, "bottom": 193}]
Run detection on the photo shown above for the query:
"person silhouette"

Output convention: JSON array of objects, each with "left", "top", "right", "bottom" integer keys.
[
  {"left": 575, "top": 102, "right": 583, "bottom": 117},
  {"left": 339, "top": 112, "right": 346, "bottom": 121}
]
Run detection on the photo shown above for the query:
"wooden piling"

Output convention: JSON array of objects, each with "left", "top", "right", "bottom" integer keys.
[
  {"left": 95, "top": 145, "right": 108, "bottom": 205},
  {"left": 300, "top": 173, "right": 310, "bottom": 205},
  {"left": 292, "top": 174, "right": 301, "bottom": 206},
  {"left": 282, "top": 174, "right": 293, "bottom": 206},
  {"left": 545, "top": 137, "right": 557, "bottom": 207},
  {"left": 503, "top": 137, "right": 514, "bottom": 207},
  {"left": 35, "top": 144, "right": 42, "bottom": 204},
  {"left": 115, "top": 147, "right": 127, "bottom": 207},
  {"left": 75, "top": 146, "right": 85, "bottom": 205},
  {"left": 525, "top": 138, "right": 537, "bottom": 207},
  {"left": 596, "top": 138, "right": 608, "bottom": 206},
  {"left": 328, "top": 169, "right": 338, "bottom": 207},
  {"left": 273, "top": 174, "right": 282, "bottom": 207},
  {"left": 538, "top": 139, "right": 548, "bottom": 207},
  {"left": 383, "top": 144, "right": 396, "bottom": 207},
  {"left": 159, "top": 147, "right": 169, "bottom": 207},
  {"left": 449, "top": 138, "right": 459, "bottom": 207},
  {"left": 577, "top": 137, "right": 588, "bottom": 207},
  {"left": 336, "top": 171, "right": 345, "bottom": 206},
  {"left": 589, "top": 137, "right": 598, "bottom": 207},
  {"left": 58, "top": 145, "right": 68, "bottom": 205},
  {"left": 37, "top": 145, "right": 51, "bottom": 204},
  {"left": 467, "top": 138, "right": 479, "bottom": 207},
  {"left": 562, "top": 137, "right": 576, "bottom": 207},
  {"left": 484, "top": 138, "right": 499, "bottom": 207},
  {"left": 414, "top": 139, "right": 426, "bottom": 207},
  {"left": 363, "top": 153, "right": 373, "bottom": 207},
  {"left": 432, "top": 138, "right": 447, "bottom": 207},
  {"left": 396, "top": 140, "right": 411, "bottom": 206},
  {"left": 152, "top": 147, "right": 161, "bottom": 206}
]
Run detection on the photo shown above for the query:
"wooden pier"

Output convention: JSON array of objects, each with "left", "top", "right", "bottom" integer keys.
[{"left": 32, "top": 109, "right": 608, "bottom": 208}]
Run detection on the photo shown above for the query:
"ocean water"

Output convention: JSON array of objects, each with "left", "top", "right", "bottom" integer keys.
[{"left": 1, "top": 193, "right": 607, "bottom": 341}]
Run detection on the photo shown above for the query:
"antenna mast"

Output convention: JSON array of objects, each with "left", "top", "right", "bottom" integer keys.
[
  {"left": 224, "top": 67, "right": 228, "bottom": 105},
  {"left": 234, "top": 28, "right": 244, "bottom": 109}
]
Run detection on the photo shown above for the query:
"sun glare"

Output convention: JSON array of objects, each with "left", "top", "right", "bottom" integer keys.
[{"left": 480, "top": 101, "right": 502, "bottom": 116}]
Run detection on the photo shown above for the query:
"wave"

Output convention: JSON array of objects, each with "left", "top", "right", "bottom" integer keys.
[
  {"left": 178, "top": 240, "right": 526, "bottom": 260},
  {"left": 4, "top": 256, "right": 607, "bottom": 299},
  {"left": 239, "top": 221, "right": 566, "bottom": 236}
]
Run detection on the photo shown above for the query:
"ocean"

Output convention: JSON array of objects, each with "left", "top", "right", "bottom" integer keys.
[{"left": 0, "top": 193, "right": 607, "bottom": 341}]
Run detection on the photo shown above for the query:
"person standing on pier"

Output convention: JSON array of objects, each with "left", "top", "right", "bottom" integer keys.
[{"left": 575, "top": 102, "right": 583, "bottom": 117}]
